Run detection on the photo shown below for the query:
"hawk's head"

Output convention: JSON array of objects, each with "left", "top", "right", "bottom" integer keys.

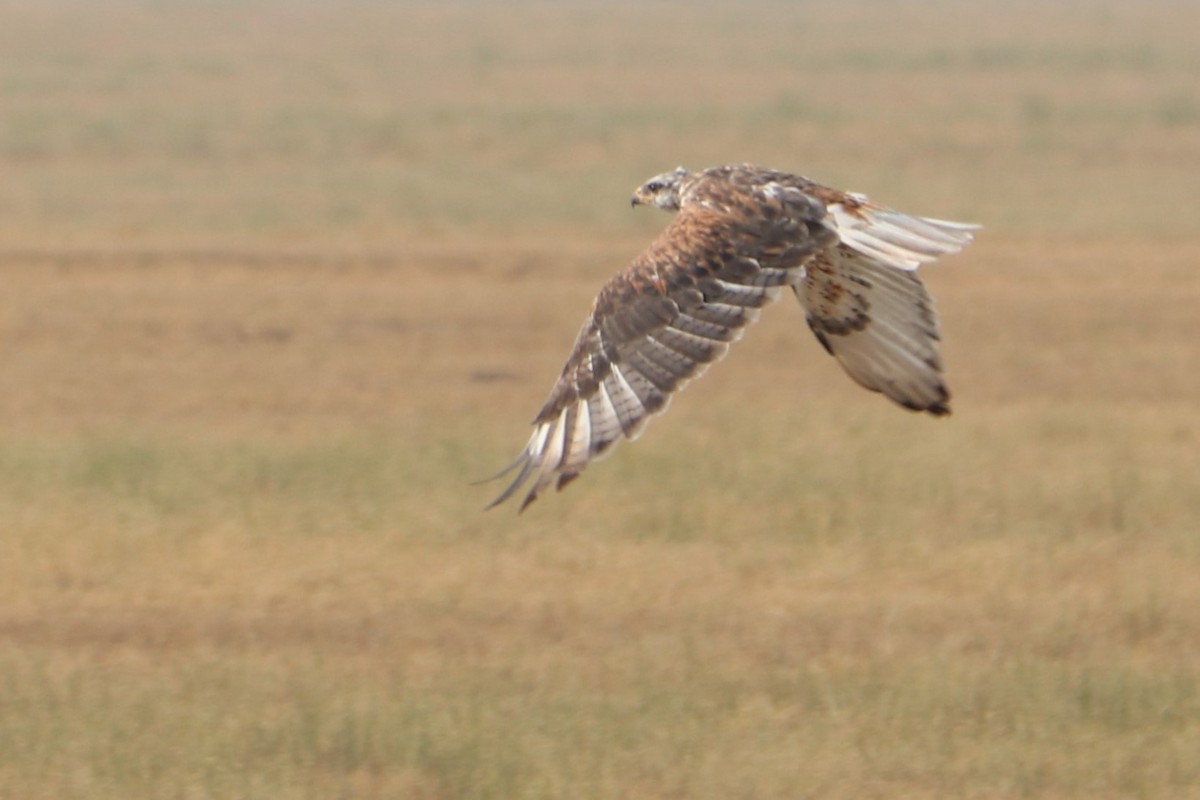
[{"left": 631, "top": 167, "right": 691, "bottom": 211}]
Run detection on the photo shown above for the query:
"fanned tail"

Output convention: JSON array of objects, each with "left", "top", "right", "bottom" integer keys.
[{"left": 829, "top": 199, "right": 978, "bottom": 271}]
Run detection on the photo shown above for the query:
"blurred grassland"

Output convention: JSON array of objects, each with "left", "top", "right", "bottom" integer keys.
[
  {"left": 2, "top": 0, "right": 1199, "bottom": 243},
  {"left": 1, "top": 1, "right": 1200, "bottom": 799}
]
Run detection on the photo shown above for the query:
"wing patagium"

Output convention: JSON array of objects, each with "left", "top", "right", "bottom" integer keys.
[{"left": 487, "top": 164, "right": 977, "bottom": 510}]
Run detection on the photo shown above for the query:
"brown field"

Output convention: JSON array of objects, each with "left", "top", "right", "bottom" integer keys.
[{"left": 1, "top": 2, "right": 1199, "bottom": 798}]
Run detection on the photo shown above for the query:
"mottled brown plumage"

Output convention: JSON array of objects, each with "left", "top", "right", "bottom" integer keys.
[{"left": 487, "top": 164, "right": 977, "bottom": 510}]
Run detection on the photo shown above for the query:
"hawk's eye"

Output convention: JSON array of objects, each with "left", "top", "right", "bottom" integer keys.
[{"left": 646, "top": 181, "right": 663, "bottom": 192}]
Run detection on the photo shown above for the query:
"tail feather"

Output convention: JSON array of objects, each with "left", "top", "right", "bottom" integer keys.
[{"left": 830, "top": 202, "right": 978, "bottom": 271}]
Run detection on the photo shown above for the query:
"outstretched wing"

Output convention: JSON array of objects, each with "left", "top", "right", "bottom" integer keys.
[
  {"left": 489, "top": 181, "right": 833, "bottom": 511},
  {"left": 797, "top": 195, "right": 978, "bottom": 414}
]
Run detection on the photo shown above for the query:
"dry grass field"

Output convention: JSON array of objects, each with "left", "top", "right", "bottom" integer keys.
[{"left": 2, "top": 2, "right": 1199, "bottom": 798}]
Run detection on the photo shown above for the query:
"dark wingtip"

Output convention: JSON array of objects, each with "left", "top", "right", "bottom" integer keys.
[
  {"left": 926, "top": 393, "right": 952, "bottom": 416},
  {"left": 896, "top": 391, "right": 951, "bottom": 417},
  {"left": 480, "top": 449, "right": 539, "bottom": 512}
]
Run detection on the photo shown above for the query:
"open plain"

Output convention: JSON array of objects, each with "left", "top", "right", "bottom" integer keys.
[{"left": 1, "top": 2, "right": 1198, "bottom": 798}]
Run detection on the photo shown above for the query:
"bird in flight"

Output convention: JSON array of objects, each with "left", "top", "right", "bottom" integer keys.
[{"left": 487, "top": 164, "right": 977, "bottom": 511}]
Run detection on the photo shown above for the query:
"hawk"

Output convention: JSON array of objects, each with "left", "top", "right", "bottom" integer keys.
[{"left": 487, "top": 164, "right": 977, "bottom": 511}]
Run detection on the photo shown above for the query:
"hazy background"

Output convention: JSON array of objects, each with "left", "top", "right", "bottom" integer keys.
[{"left": 1, "top": 2, "right": 1198, "bottom": 798}]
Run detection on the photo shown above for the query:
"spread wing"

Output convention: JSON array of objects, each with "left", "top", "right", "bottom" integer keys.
[
  {"left": 488, "top": 180, "right": 833, "bottom": 511},
  {"left": 796, "top": 195, "right": 978, "bottom": 415}
]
